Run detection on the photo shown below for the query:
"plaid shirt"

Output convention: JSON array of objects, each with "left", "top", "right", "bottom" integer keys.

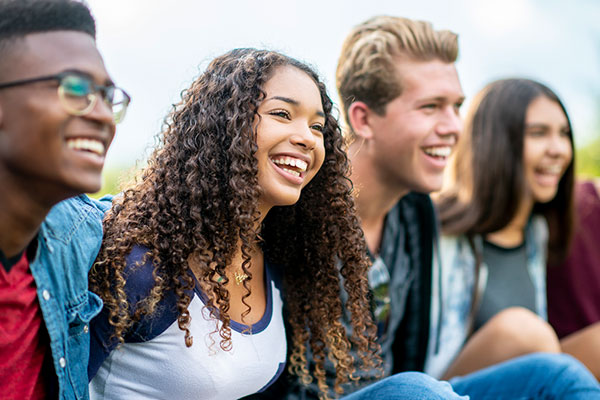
[{"left": 250, "top": 193, "right": 438, "bottom": 400}]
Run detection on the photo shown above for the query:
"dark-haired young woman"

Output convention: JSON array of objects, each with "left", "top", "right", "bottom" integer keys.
[
  {"left": 86, "top": 49, "right": 468, "bottom": 400},
  {"left": 428, "top": 78, "right": 598, "bottom": 381}
]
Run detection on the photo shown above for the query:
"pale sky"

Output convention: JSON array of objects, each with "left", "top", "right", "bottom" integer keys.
[{"left": 87, "top": 0, "right": 600, "bottom": 170}]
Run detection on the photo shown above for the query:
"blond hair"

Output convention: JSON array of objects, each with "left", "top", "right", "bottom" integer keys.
[{"left": 336, "top": 16, "right": 458, "bottom": 140}]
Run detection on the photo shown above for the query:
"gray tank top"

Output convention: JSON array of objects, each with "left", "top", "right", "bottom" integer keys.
[{"left": 474, "top": 240, "right": 536, "bottom": 331}]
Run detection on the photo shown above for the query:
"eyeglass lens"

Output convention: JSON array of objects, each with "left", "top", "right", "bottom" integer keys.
[
  {"left": 59, "top": 74, "right": 129, "bottom": 123},
  {"left": 60, "top": 75, "right": 95, "bottom": 114}
]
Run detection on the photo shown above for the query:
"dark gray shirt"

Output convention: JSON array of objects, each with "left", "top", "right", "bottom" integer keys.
[{"left": 474, "top": 240, "right": 536, "bottom": 331}]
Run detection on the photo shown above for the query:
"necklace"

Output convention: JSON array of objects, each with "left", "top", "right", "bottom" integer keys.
[
  {"left": 216, "top": 271, "right": 249, "bottom": 285},
  {"left": 234, "top": 271, "right": 249, "bottom": 285}
]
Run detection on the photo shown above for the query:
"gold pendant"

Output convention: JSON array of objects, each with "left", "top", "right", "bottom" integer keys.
[{"left": 234, "top": 271, "right": 249, "bottom": 285}]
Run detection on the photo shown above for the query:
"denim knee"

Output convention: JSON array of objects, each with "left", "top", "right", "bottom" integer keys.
[
  {"left": 386, "top": 372, "right": 448, "bottom": 390},
  {"left": 343, "top": 372, "right": 467, "bottom": 400},
  {"left": 524, "top": 353, "right": 588, "bottom": 373},
  {"left": 450, "top": 352, "right": 600, "bottom": 399}
]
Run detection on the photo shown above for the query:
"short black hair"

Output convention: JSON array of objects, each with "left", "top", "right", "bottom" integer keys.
[{"left": 0, "top": 0, "right": 96, "bottom": 42}]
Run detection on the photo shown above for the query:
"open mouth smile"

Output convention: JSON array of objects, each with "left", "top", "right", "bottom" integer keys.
[
  {"left": 423, "top": 146, "right": 452, "bottom": 160},
  {"left": 533, "top": 164, "right": 566, "bottom": 187},
  {"left": 536, "top": 165, "right": 563, "bottom": 175},
  {"left": 270, "top": 155, "right": 308, "bottom": 178},
  {"left": 66, "top": 137, "right": 107, "bottom": 157}
]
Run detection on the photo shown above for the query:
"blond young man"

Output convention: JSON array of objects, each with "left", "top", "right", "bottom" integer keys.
[{"left": 254, "top": 15, "right": 600, "bottom": 400}]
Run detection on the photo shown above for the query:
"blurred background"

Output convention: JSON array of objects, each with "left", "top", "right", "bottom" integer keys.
[{"left": 87, "top": 0, "right": 600, "bottom": 196}]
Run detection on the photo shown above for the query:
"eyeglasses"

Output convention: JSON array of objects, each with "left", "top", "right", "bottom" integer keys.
[{"left": 0, "top": 71, "right": 131, "bottom": 124}]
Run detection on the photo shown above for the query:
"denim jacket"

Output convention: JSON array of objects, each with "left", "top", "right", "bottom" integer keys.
[
  {"left": 31, "top": 195, "right": 109, "bottom": 399},
  {"left": 424, "top": 215, "right": 548, "bottom": 378}
]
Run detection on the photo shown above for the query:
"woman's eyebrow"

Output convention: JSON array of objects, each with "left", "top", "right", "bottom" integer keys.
[
  {"left": 525, "top": 123, "right": 549, "bottom": 128},
  {"left": 268, "top": 95, "right": 298, "bottom": 105}
]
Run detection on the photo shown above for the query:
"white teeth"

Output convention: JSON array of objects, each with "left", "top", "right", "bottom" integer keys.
[
  {"left": 271, "top": 156, "right": 308, "bottom": 172},
  {"left": 538, "top": 165, "right": 563, "bottom": 175},
  {"left": 282, "top": 167, "right": 300, "bottom": 177},
  {"left": 423, "top": 146, "right": 452, "bottom": 158},
  {"left": 66, "top": 138, "right": 105, "bottom": 156}
]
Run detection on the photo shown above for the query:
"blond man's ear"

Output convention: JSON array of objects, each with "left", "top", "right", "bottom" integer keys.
[{"left": 347, "top": 101, "right": 375, "bottom": 141}]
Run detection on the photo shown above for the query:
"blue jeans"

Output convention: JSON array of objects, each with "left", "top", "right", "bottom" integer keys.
[
  {"left": 451, "top": 353, "right": 600, "bottom": 399},
  {"left": 343, "top": 353, "right": 600, "bottom": 399},
  {"left": 343, "top": 372, "right": 465, "bottom": 400}
]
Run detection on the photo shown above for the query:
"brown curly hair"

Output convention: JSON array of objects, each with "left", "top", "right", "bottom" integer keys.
[{"left": 89, "top": 48, "right": 380, "bottom": 397}]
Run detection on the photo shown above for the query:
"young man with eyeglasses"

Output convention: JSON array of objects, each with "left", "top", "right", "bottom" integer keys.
[
  {"left": 256, "top": 15, "right": 600, "bottom": 400},
  {"left": 0, "top": 1, "right": 130, "bottom": 399}
]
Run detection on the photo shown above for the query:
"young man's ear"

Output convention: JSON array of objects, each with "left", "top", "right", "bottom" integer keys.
[{"left": 348, "top": 101, "right": 374, "bottom": 140}]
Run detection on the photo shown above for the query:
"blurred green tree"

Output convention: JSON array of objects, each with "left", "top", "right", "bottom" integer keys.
[
  {"left": 577, "top": 137, "right": 600, "bottom": 178},
  {"left": 88, "top": 165, "right": 137, "bottom": 199}
]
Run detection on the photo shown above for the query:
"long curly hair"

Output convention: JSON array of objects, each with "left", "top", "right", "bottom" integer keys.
[{"left": 90, "top": 48, "right": 380, "bottom": 398}]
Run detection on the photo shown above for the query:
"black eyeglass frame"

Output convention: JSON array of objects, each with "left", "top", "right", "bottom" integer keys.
[{"left": 0, "top": 71, "right": 131, "bottom": 123}]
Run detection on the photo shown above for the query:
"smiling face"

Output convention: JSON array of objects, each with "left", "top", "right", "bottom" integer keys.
[
  {"left": 523, "top": 95, "right": 573, "bottom": 204},
  {"left": 254, "top": 65, "right": 326, "bottom": 215},
  {"left": 0, "top": 31, "right": 116, "bottom": 200},
  {"left": 367, "top": 59, "right": 464, "bottom": 195}
]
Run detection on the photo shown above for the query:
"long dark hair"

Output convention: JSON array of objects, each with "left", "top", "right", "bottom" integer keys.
[
  {"left": 89, "top": 48, "right": 380, "bottom": 397},
  {"left": 437, "top": 78, "right": 575, "bottom": 265}
]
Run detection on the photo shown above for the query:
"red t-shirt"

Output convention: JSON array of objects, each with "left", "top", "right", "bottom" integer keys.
[
  {"left": 0, "top": 251, "right": 52, "bottom": 400},
  {"left": 547, "top": 181, "right": 600, "bottom": 338}
]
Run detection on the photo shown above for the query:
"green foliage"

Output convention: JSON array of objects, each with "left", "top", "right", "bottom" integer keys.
[
  {"left": 88, "top": 165, "right": 137, "bottom": 199},
  {"left": 576, "top": 137, "right": 600, "bottom": 179}
]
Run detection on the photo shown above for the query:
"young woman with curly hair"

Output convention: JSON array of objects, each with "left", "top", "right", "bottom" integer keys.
[{"left": 86, "top": 48, "right": 386, "bottom": 400}]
